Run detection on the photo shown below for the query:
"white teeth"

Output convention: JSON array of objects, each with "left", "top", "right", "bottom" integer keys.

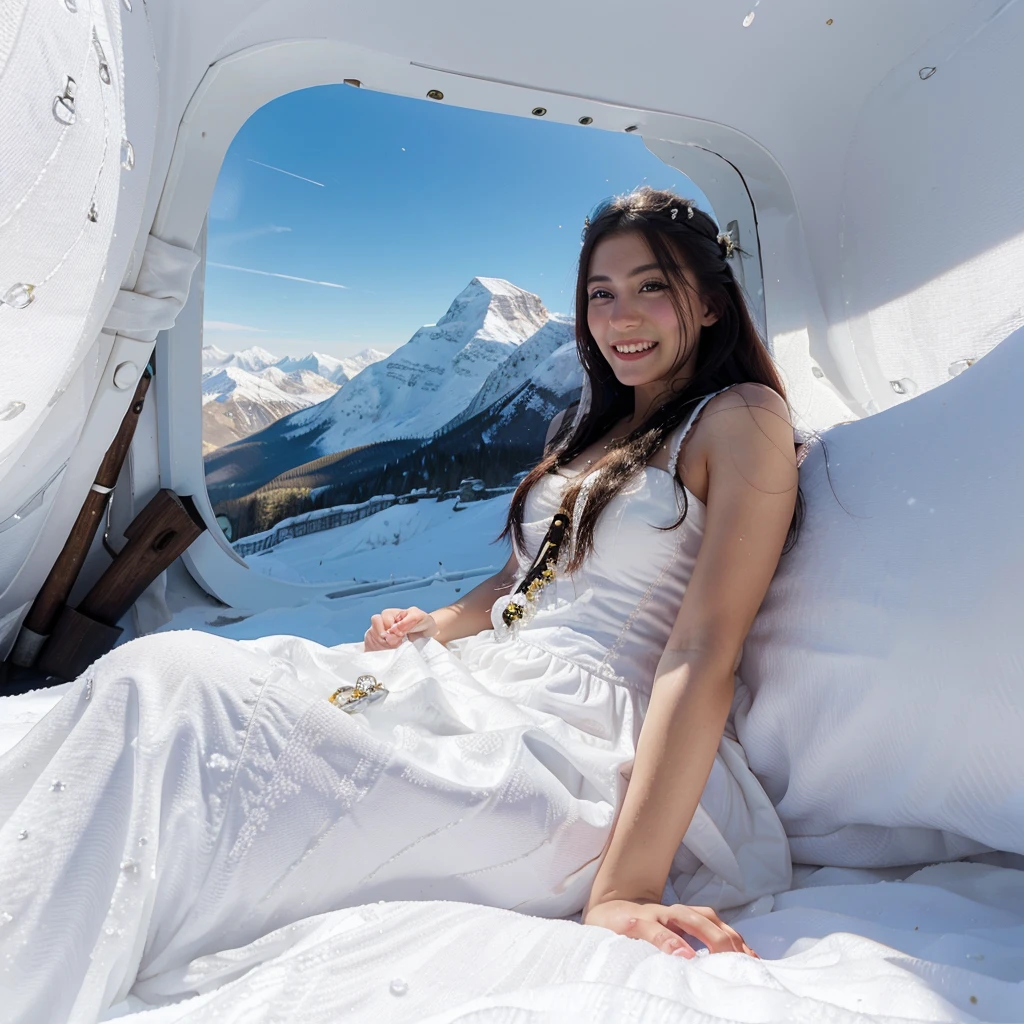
[{"left": 614, "top": 341, "right": 655, "bottom": 354}]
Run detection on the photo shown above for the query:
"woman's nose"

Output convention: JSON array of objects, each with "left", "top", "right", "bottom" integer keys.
[{"left": 608, "top": 297, "right": 641, "bottom": 330}]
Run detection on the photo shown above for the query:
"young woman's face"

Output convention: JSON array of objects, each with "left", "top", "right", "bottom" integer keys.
[{"left": 586, "top": 231, "right": 716, "bottom": 391}]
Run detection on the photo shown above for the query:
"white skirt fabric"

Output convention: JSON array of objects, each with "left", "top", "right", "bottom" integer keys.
[{"left": 0, "top": 627, "right": 789, "bottom": 1023}]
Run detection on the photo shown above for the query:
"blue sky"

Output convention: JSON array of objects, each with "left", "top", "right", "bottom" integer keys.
[{"left": 205, "top": 84, "right": 708, "bottom": 360}]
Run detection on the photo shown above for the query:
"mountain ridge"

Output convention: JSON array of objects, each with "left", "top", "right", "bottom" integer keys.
[{"left": 204, "top": 278, "right": 583, "bottom": 528}]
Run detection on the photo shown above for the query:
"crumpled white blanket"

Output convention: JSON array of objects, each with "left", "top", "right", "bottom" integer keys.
[
  {"left": 100, "top": 862, "right": 1022, "bottom": 1023},
  {"left": 2, "top": 689, "right": 1022, "bottom": 1024}
]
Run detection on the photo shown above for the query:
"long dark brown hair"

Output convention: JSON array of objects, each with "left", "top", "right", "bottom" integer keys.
[{"left": 503, "top": 187, "right": 802, "bottom": 570}]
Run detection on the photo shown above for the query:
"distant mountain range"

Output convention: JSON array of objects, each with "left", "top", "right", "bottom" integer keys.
[
  {"left": 200, "top": 345, "right": 387, "bottom": 451},
  {"left": 205, "top": 278, "right": 582, "bottom": 537}
]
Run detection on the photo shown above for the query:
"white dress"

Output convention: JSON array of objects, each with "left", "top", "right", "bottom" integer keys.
[{"left": 0, "top": 396, "right": 791, "bottom": 1023}]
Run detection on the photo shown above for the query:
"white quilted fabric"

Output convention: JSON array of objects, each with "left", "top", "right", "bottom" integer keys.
[
  {"left": 0, "top": 0, "right": 124, "bottom": 468},
  {"left": 739, "top": 325, "right": 1024, "bottom": 865}
]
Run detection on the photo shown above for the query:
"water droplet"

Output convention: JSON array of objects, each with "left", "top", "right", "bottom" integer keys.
[
  {"left": 50, "top": 780, "right": 66, "bottom": 792},
  {"left": 138, "top": 836, "right": 148, "bottom": 846},
  {"left": 889, "top": 378, "right": 918, "bottom": 396},
  {"left": 17, "top": 830, "right": 28, "bottom": 841},
  {"left": 64, "top": 0, "right": 78, "bottom": 10},
  {"left": 948, "top": 357, "right": 975, "bottom": 377},
  {"left": 120, "top": 139, "right": 135, "bottom": 171},
  {"left": 99, "top": 63, "right": 110, "bottom": 85},
  {"left": 2, "top": 283, "right": 35, "bottom": 308},
  {"left": 0, "top": 912, "right": 12, "bottom": 927},
  {"left": 0, "top": 401, "right": 26, "bottom": 422},
  {"left": 742, "top": 11, "right": 756, "bottom": 26},
  {"left": 120, "top": 858, "right": 137, "bottom": 874},
  {"left": 47, "top": 386, "right": 66, "bottom": 408},
  {"left": 919, "top": 66, "right": 937, "bottom": 80},
  {"left": 811, "top": 366, "right": 825, "bottom": 378},
  {"left": 206, "top": 753, "right": 231, "bottom": 771},
  {"left": 389, "top": 978, "right": 409, "bottom": 997}
]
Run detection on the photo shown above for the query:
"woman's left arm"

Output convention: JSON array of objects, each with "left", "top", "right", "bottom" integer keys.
[{"left": 584, "top": 385, "right": 799, "bottom": 957}]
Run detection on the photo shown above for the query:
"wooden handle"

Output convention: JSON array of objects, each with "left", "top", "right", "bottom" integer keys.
[
  {"left": 78, "top": 489, "right": 205, "bottom": 625},
  {"left": 22, "top": 370, "right": 152, "bottom": 637}
]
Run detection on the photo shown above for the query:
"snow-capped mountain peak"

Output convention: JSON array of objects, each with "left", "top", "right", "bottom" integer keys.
[
  {"left": 284, "top": 279, "right": 559, "bottom": 455},
  {"left": 203, "top": 345, "right": 388, "bottom": 385},
  {"left": 201, "top": 364, "right": 341, "bottom": 452},
  {"left": 338, "top": 348, "right": 389, "bottom": 381},
  {"left": 435, "top": 277, "right": 549, "bottom": 346},
  {"left": 201, "top": 345, "right": 281, "bottom": 373},
  {"left": 461, "top": 313, "right": 576, "bottom": 420}
]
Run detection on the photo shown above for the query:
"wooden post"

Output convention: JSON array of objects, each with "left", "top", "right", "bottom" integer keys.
[
  {"left": 35, "top": 490, "right": 207, "bottom": 682},
  {"left": 8, "top": 370, "right": 152, "bottom": 667}
]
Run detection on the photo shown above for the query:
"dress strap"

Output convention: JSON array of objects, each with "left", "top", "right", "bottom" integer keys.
[{"left": 666, "top": 386, "right": 736, "bottom": 469}]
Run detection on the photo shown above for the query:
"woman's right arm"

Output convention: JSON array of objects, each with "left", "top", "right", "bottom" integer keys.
[
  {"left": 428, "top": 549, "right": 520, "bottom": 644},
  {"left": 367, "top": 406, "right": 568, "bottom": 651},
  {"left": 365, "top": 549, "right": 519, "bottom": 650}
]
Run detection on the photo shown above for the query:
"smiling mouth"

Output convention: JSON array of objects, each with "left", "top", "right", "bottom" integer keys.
[{"left": 611, "top": 340, "right": 658, "bottom": 357}]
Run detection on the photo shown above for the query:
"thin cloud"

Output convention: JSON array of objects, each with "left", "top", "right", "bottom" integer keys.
[
  {"left": 203, "top": 320, "right": 267, "bottom": 332},
  {"left": 247, "top": 159, "right": 324, "bottom": 187},
  {"left": 208, "top": 262, "right": 348, "bottom": 290},
  {"left": 212, "top": 224, "right": 292, "bottom": 248}
]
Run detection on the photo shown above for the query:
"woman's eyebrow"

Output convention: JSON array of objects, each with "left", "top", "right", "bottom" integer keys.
[{"left": 587, "top": 262, "right": 661, "bottom": 284}]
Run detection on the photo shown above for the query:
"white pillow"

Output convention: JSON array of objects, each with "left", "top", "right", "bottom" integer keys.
[{"left": 737, "top": 325, "right": 1024, "bottom": 866}]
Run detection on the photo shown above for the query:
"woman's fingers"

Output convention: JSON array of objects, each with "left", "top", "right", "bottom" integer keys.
[
  {"left": 386, "top": 607, "right": 417, "bottom": 636},
  {"left": 667, "top": 906, "right": 749, "bottom": 955},
  {"left": 623, "top": 915, "right": 696, "bottom": 958},
  {"left": 366, "top": 614, "right": 399, "bottom": 649},
  {"left": 585, "top": 900, "right": 758, "bottom": 960},
  {"left": 370, "top": 611, "right": 415, "bottom": 647},
  {"left": 389, "top": 607, "right": 438, "bottom": 640},
  {"left": 690, "top": 906, "right": 751, "bottom": 954}
]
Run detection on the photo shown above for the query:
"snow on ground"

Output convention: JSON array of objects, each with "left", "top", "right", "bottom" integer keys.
[
  {"left": 244, "top": 494, "right": 511, "bottom": 586},
  {"left": 162, "top": 577, "right": 480, "bottom": 648},
  {"left": 155, "top": 494, "right": 513, "bottom": 649}
]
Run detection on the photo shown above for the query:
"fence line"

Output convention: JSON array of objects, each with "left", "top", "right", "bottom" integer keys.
[{"left": 231, "top": 483, "right": 515, "bottom": 558}]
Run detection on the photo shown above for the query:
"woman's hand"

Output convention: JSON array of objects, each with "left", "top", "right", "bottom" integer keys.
[
  {"left": 583, "top": 899, "right": 757, "bottom": 959},
  {"left": 363, "top": 606, "right": 439, "bottom": 652}
]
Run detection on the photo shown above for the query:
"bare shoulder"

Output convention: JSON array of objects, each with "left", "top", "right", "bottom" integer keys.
[
  {"left": 680, "top": 384, "right": 797, "bottom": 495},
  {"left": 708, "top": 382, "right": 791, "bottom": 420},
  {"left": 698, "top": 384, "right": 793, "bottom": 443}
]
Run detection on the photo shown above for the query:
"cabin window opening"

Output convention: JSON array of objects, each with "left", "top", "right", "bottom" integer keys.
[{"left": 199, "top": 83, "right": 717, "bottom": 601}]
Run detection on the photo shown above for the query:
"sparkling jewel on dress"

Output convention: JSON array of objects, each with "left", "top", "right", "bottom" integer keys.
[{"left": 329, "top": 674, "right": 388, "bottom": 713}]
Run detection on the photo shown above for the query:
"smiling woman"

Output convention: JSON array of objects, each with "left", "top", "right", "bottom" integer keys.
[
  {"left": 199, "top": 84, "right": 720, "bottom": 591},
  {"left": 504, "top": 187, "right": 798, "bottom": 575}
]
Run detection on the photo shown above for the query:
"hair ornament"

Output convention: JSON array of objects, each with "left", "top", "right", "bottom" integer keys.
[
  {"left": 670, "top": 207, "right": 678, "bottom": 221},
  {"left": 717, "top": 231, "right": 737, "bottom": 259},
  {"left": 584, "top": 216, "right": 591, "bottom": 229}
]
